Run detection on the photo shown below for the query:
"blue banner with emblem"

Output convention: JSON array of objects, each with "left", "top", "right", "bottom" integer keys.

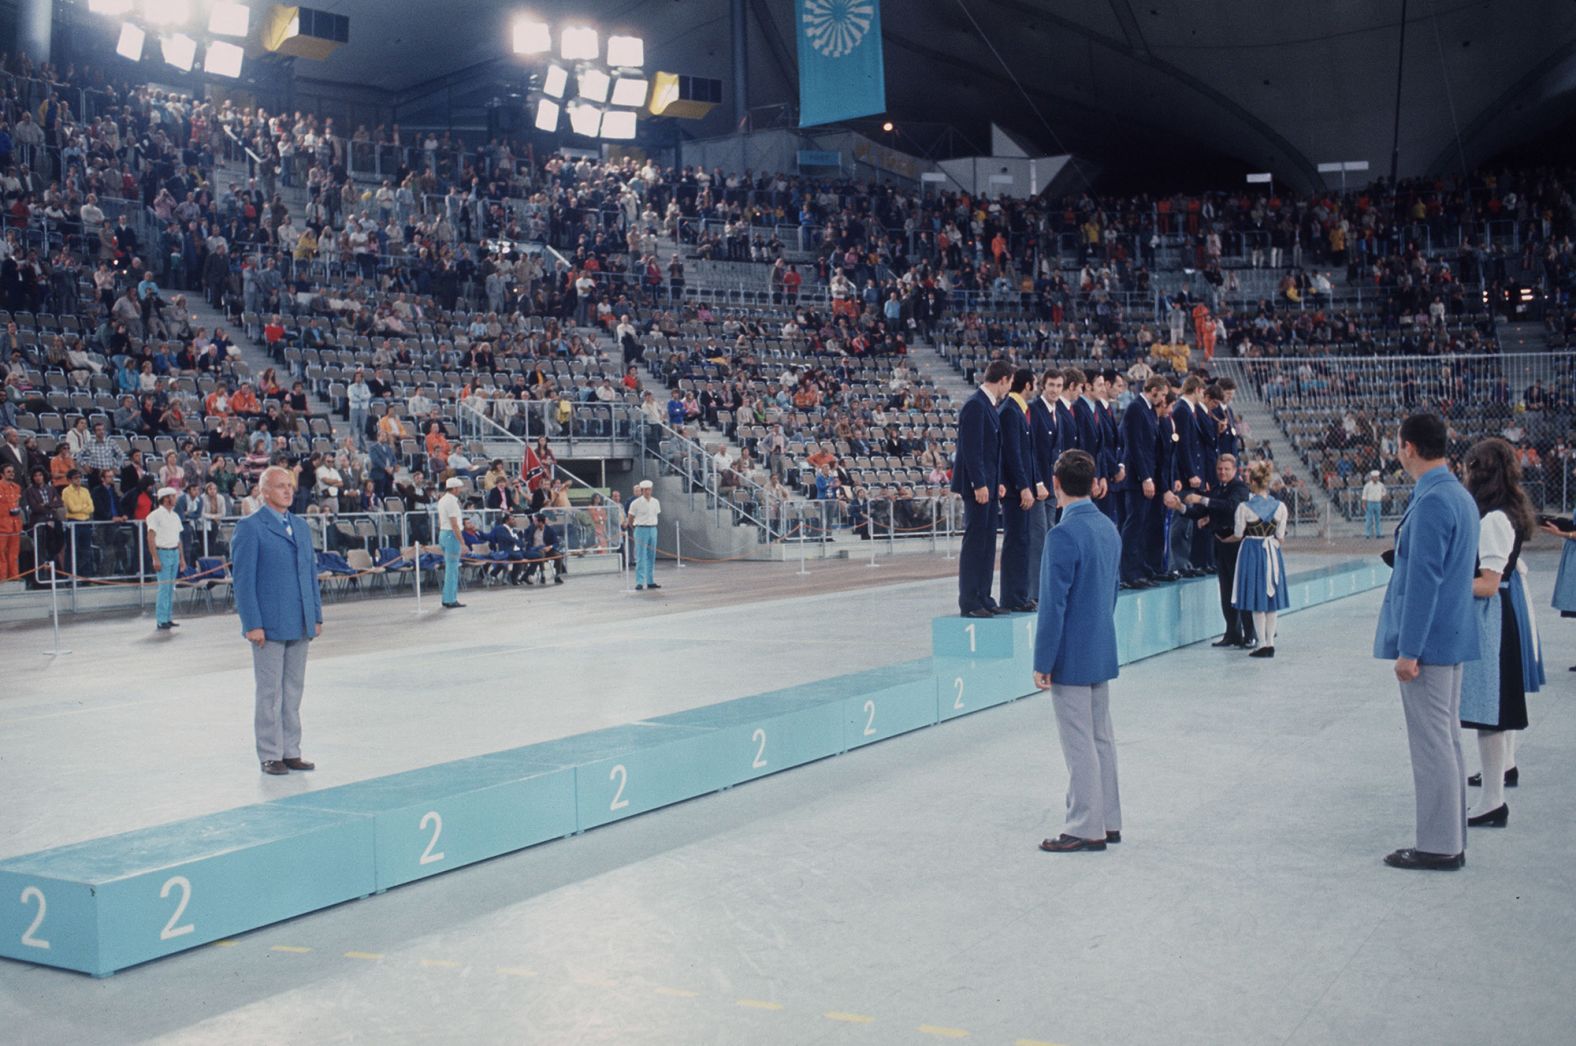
[{"left": 797, "top": 0, "right": 886, "bottom": 128}]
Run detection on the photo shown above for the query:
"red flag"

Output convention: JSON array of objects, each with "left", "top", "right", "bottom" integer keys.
[{"left": 522, "top": 447, "right": 546, "bottom": 491}]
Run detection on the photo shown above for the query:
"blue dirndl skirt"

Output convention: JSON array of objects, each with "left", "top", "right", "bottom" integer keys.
[
  {"left": 1552, "top": 540, "right": 1576, "bottom": 614},
  {"left": 1507, "top": 571, "right": 1545, "bottom": 694},
  {"left": 1459, "top": 594, "right": 1502, "bottom": 727},
  {"left": 1232, "top": 537, "right": 1289, "bottom": 613}
]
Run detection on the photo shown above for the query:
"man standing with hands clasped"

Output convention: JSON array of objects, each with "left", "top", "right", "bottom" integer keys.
[
  {"left": 1375, "top": 413, "right": 1480, "bottom": 871},
  {"left": 232, "top": 466, "right": 323, "bottom": 776},
  {"left": 437, "top": 476, "right": 467, "bottom": 609},
  {"left": 1034, "top": 450, "right": 1124, "bottom": 853}
]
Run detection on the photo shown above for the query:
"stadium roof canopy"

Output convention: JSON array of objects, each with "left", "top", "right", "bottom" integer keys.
[{"left": 291, "top": 0, "right": 1576, "bottom": 190}]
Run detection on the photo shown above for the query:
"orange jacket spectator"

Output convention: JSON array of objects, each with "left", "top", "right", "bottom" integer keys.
[
  {"left": 425, "top": 428, "right": 451, "bottom": 462},
  {"left": 229, "top": 386, "right": 261, "bottom": 415},
  {"left": 204, "top": 388, "right": 232, "bottom": 416}
]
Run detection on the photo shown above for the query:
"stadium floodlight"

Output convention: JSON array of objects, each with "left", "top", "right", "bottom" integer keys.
[
  {"left": 204, "top": 39, "right": 245, "bottom": 77},
  {"left": 143, "top": 0, "right": 190, "bottom": 26},
  {"left": 559, "top": 25, "right": 598, "bottom": 61},
  {"left": 512, "top": 18, "right": 551, "bottom": 55},
  {"left": 1245, "top": 172, "right": 1272, "bottom": 184},
  {"left": 606, "top": 34, "right": 644, "bottom": 68},
  {"left": 533, "top": 99, "right": 560, "bottom": 132},
  {"left": 161, "top": 32, "right": 197, "bottom": 71},
  {"left": 567, "top": 101, "right": 603, "bottom": 137},
  {"left": 542, "top": 64, "right": 569, "bottom": 99},
  {"left": 208, "top": 1, "right": 250, "bottom": 37},
  {"left": 88, "top": 0, "right": 133, "bottom": 15},
  {"left": 600, "top": 109, "right": 637, "bottom": 140},
  {"left": 115, "top": 22, "right": 146, "bottom": 60},
  {"left": 577, "top": 67, "right": 610, "bottom": 104},
  {"left": 610, "top": 74, "right": 648, "bottom": 108}
]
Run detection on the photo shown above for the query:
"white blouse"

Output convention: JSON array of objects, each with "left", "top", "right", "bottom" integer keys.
[
  {"left": 1233, "top": 498, "right": 1288, "bottom": 540},
  {"left": 1478, "top": 509, "right": 1514, "bottom": 576}
]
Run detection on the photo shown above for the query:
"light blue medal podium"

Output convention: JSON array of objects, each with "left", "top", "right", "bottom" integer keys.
[{"left": 1, "top": 560, "right": 1386, "bottom": 976}]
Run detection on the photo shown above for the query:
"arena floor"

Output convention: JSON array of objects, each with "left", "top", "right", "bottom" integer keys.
[{"left": 3, "top": 548, "right": 1574, "bottom": 1045}]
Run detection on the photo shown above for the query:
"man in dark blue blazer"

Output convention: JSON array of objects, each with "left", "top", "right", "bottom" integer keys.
[
  {"left": 1119, "top": 377, "right": 1168, "bottom": 586},
  {"left": 1026, "top": 369, "right": 1062, "bottom": 579},
  {"left": 232, "top": 465, "right": 324, "bottom": 775},
  {"left": 1034, "top": 449, "right": 1123, "bottom": 853},
  {"left": 998, "top": 368, "right": 1039, "bottom": 612},
  {"left": 1192, "top": 384, "right": 1226, "bottom": 572},
  {"left": 951, "top": 359, "right": 1013, "bottom": 617},
  {"left": 1168, "top": 375, "right": 1207, "bottom": 573},
  {"left": 1096, "top": 370, "right": 1125, "bottom": 527},
  {"left": 1218, "top": 376, "right": 1243, "bottom": 459},
  {"left": 1375, "top": 413, "right": 1481, "bottom": 871}
]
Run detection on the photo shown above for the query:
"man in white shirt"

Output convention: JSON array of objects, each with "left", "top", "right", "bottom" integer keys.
[
  {"left": 629, "top": 479, "right": 662, "bottom": 590},
  {"left": 1362, "top": 469, "right": 1387, "bottom": 540},
  {"left": 436, "top": 476, "right": 466, "bottom": 608},
  {"left": 146, "top": 487, "right": 185, "bottom": 630}
]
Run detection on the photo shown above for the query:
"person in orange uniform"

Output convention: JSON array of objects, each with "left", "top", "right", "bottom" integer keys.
[{"left": 0, "top": 462, "right": 21, "bottom": 580}]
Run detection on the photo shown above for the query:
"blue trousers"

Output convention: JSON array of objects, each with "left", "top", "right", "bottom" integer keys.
[
  {"left": 155, "top": 548, "right": 178, "bottom": 624},
  {"left": 1365, "top": 501, "right": 1382, "bottom": 538},
  {"left": 440, "top": 531, "right": 461, "bottom": 604},
  {"left": 957, "top": 496, "right": 999, "bottom": 614},
  {"left": 1120, "top": 489, "right": 1164, "bottom": 583},
  {"left": 998, "top": 498, "right": 1034, "bottom": 608},
  {"left": 634, "top": 526, "right": 657, "bottom": 586}
]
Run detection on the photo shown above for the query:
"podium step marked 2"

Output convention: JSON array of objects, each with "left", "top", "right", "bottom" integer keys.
[{"left": 0, "top": 559, "right": 1386, "bottom": 976}]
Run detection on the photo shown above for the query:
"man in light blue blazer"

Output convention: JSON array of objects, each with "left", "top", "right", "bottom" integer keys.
[
  {"left": 1374, "top": 413, "right": 1480, "bottom": 871},
  {"left": 232, "top": 465, "right": 324, "bottom": 776},
  {"left": 1034, "top": 449, "right": 1123, "bottom": 853}
]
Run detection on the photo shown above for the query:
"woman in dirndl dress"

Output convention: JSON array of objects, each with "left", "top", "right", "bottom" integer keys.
[
  {"left": 1459, "top": 439, "right": 1543, "bottom": 827},
  {"left": 1231, "top": 460, "right": 1289, "bottom": 659},
  {"left": 1542, "top": 513, "right": 1576, "bottom": 668}
]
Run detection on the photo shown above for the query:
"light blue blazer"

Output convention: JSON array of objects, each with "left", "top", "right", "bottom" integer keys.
[
  {"left": 231, "top": 508, "right": 322, "bottom": 642},
  {"left": 1035, "top": 499, "right": 1121, "bottom": 685},
  {"left": 1373, "top": 465, "right": 1480, "bottom": 665}
]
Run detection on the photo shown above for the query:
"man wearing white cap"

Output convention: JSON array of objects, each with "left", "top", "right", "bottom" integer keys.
[
  {"left": 629, "top": 479, "right": 662, "bottom": 590},
  {"left": 436, "top": 476, "right": 467, "bottom": 608},
  {"left": 1362, "top": 469, "right": 1387, "bottom": 540},
  {"left": 146, "top": 486, "right": 185, "bottom": 630}
]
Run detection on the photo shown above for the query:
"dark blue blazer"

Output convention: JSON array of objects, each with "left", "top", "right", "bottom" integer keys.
[
  {"left": 232, "top": 508, "right": 323, "bottom": 642},
  {"left": 1158, "top": 413, "right": 1178, "bottom": 489},
  {"left": 1374, "top": 465, "right": 1482, "bottom": 664},
  {"left": 1028, "top": 396, "right": 1058, "bottom": 490},
  {"left": 1197, "top": 404, "right": 1222, "bottom": 475},
  {"left": 950, "top": 388, "right": 1002, "bottom": 497},
  {"left": 998, "top": 397, "right": 1035, "bottom": 493},
  {"left": 1221, "top": 404, "right": 1243, "bottom": 458},
  {"left": 1120, "top": 396, "right": 1159, "bottom": 485},
  {"left": 1034, "top": 499, "right": 1121, "bottom": 684},
  {"left": 1171, "top": 398, "right": 1205, "bottom": 486},
  {"left": 1054, "top": 399, "right": 1078, "bottom": 457},
  {"left": 1098, "top": 400, "right": 1123, "bottom": 481},
  {"left": 1073, "top": 397, "right": 1105, "bottom": 477}
]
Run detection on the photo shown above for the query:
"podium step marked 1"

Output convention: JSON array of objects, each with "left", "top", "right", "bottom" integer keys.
[{"left": 0, "top": 560, "right": 1386, "bottom": 976}]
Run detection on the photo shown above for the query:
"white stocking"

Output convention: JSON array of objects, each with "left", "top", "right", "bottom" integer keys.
[
  {"left": 1505, "top": 730, "right": 1519, "bottom": 771},
  {"left": 1252, "top": 612, "right": 1267, "bottom": 646},
  {"left": 1475, "top": 730, "right": 1508, "bottom": 814},
  {"left": 1261, "top": 611, "right": 1278, "bottom": 647}
]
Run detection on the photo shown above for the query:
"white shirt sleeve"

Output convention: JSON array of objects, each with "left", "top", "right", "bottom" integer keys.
[
  {"left": 1273, "top": 500, "right": 1288, "bottom": 540},
  {"left": 1478, "top": 510, "right": 1514, "bottom": 575},
  {"left": 1233, "top": 501, "right": 1250, "bottom": 539}
]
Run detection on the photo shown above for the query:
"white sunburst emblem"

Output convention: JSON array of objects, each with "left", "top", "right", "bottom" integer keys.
[{"left": 802, "top": 0, "right": 876, "bottom": 59}]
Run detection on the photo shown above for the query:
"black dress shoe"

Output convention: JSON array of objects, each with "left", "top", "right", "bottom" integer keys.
[
  {"left": 963, "top": 608, "right": 994, "bottom": 618},
  {"left": 1249, "top": 645, "right": 1275, "bottom": 658},
  {"left": 442, "top": 602, "right": 466, "bottom": 608},
  {"left": 282, "top": 757, "right": 315, "bottom": 772},
  {"left": 648, "top": 583, "right": 662, "bottom": 589},
  {"left": 1039, "top": 833, "right": 1107, "bottom": 853},
  {"left": 635, "top": 584, "right": 646, "bottom": 591},
  {"left": 1468, "top": 803, "right": 1509, "bottom": 827},
  {"left": 1002, "top": 604, "right": 1036, "bottom": 613},
  {"left": 1105, "top": 830, "right": 1122, "bottom": 844},
  {"left": 260, "top": 760, "right": 289, "bottom": 775},
  {"left": 553, "top": 576, "right": 564, "bottom": 584},
  {"left": 1383, "top": 848, "right": 1464, "bottom": 871},
  {"left": 1212, "top": 637, "right": 1241, "bottom": 647},
  {"left": 1467, "top": 766, "right": 1517, "bottom": 787},
  {"left": 1129, "top": 580, "right": 1154, "bottom": 589}
]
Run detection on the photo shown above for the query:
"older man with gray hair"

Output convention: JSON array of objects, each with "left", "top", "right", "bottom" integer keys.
[{"left": 231, "top": 466, "right": 324, "bottom": 775}]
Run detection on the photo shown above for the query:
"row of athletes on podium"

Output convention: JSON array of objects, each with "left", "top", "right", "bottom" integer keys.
[{"left": 951, "top": 359, "right": 1268, "bottom": 649}]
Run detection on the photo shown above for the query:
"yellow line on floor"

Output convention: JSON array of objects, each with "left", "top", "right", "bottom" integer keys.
[
  {"left": 420, "top": 958, "right": 462, "bottom": 969},
  {"left": 654, "top": 987, "right": 700, "bottom": 998},
  {"left": 496, "top": 966, "right": 539, "bottom": 978},
  {"left": 270, "top": 945, "right": 312, "bottom": 954},
  {"left": 211, "top": 940, "right": 237, "bottom": 948},
  {"left": 1015, "top": 1039, "right": 1067, "bottom": 1046},
  {"left": 918, "top": 1026, "right": 970, "bottom": 1039},
  {"left": 737, "top": 999, "right": 784, "bottom": 1011},
  {"left": 824, "top": 1011, "right": 875, "bottom": 1024},
  {"left": 343, "top": 951, "right": 383, "bottom": 961}
]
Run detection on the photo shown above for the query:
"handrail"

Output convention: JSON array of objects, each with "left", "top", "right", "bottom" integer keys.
[
  {"left": 220, "top": 123, "right": 266, "bottom": 167},
  {"left": 636, "top": 415, "right": 783, "bottom": 538},
  {"left": 452, "top": 398, "right": 608, "bottom": 500}
]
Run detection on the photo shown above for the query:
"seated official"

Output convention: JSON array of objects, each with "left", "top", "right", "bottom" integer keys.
[{"left": 522, "top": 514, "right": 567, "bottom": 585}]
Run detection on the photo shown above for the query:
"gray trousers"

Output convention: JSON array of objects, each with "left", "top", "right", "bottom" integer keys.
[
  {"left": 1051, "top": 682, "right": 1122, "bottom": 839},
  {"left": 254, "top": 638, "right": 310, "bottom": 763},
  {"left": 1399, "top": 662, "right": 1467, "bottom": 856}
]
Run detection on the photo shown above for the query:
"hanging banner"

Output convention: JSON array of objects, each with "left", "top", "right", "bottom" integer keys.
[{"left": 797, "top": 0, "right": 886, "bottom": 128}]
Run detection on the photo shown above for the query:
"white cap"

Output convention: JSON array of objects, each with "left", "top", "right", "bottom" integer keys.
[
  {"left": 1369, "top": 470, "right": 1380, "bottom": 478},
  {"left": 445, "top": 477, "right": 465, "bottom": 489},
  {"left": 636, "top": 479, "right": 653, "bottom": 490},
  {"left": 157, "top": 486, "right": 178, "bottom": 500}
]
